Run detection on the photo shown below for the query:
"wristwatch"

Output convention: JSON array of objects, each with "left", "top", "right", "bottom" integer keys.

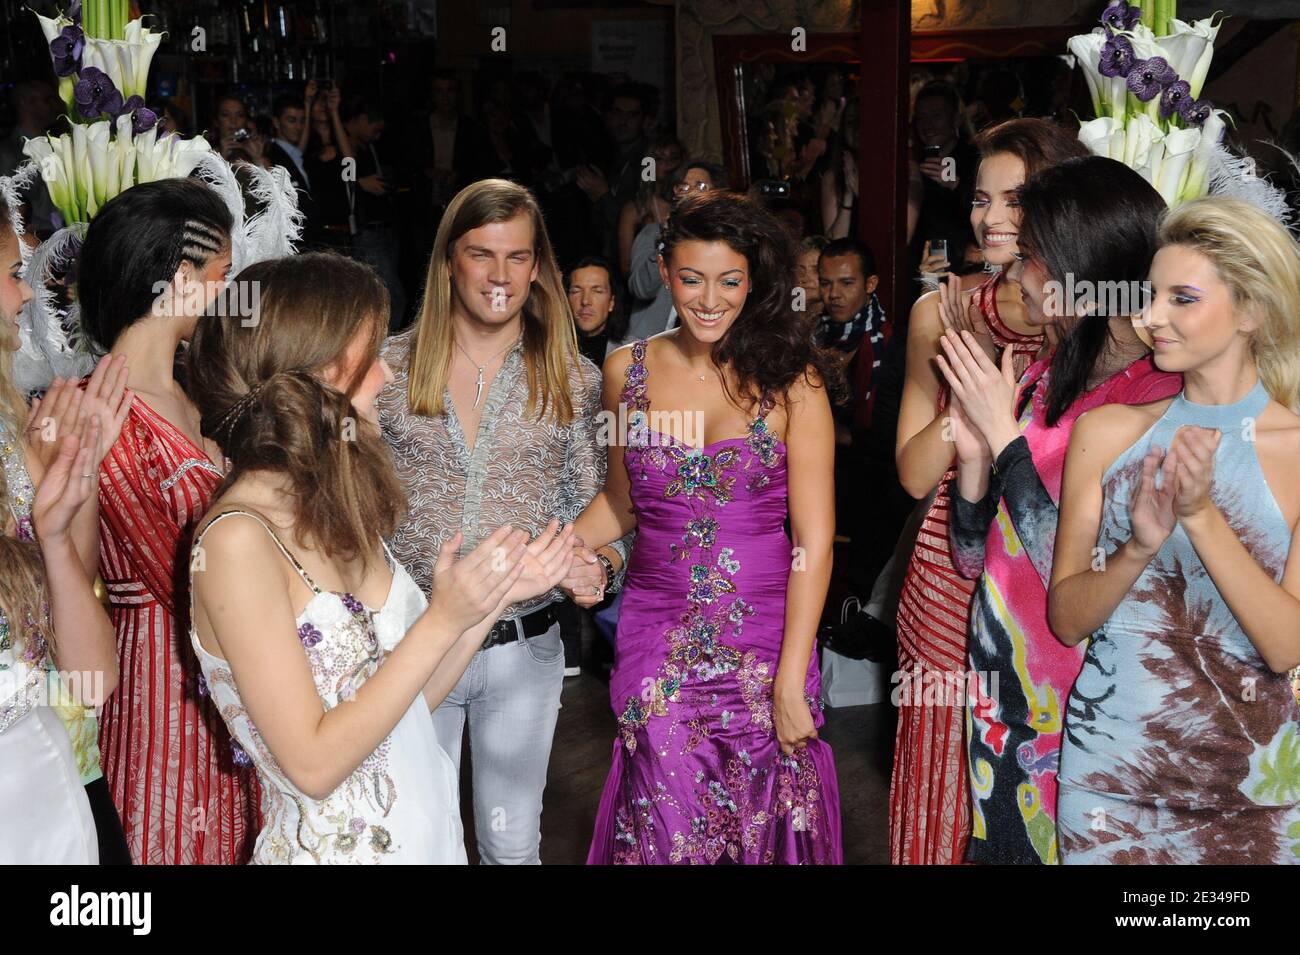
[{"left": 595, "top": 552, "right": 618, "bottom": 594}]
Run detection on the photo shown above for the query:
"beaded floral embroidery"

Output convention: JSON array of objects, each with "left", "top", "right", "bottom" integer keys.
[
  {"left": 198, "top": 589, "right": 400, "bottom": 862},
  {"left": 608, "top": 341, "right": 828, "bottom": 864}
]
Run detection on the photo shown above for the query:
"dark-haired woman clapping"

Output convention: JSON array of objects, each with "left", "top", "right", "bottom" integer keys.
[{"left": 937, "top": 156, "right": 1181, "bottom": 864}]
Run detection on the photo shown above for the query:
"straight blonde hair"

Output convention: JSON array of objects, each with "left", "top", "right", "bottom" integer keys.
[
  {"left": 1158, "top": 198, "right": 1300, "bottom": 413},
  {"left": 406, "top": 179, "right": 579, "bottom": 422},
  {"left": 0, "top": 201, "right": 50, "bottom": 660}
]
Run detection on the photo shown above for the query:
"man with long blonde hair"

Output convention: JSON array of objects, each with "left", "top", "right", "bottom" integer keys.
[{"left": 377, "top": 178, "right": 628, "bottom": 864}]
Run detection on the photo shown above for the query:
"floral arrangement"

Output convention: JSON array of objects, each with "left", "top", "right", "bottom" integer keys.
[
  {"left": 1069, "top": 0, "right": 1226, "bottom": 207},
  {"left": 22, "top": 0, "right": 210, "bottom": 227}
]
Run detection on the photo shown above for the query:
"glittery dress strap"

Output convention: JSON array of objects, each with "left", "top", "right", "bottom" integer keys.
[
  {"left": 195, "top": 509, "right": 324, "bottom": 594},
  {"left": 621, "top": 339, "right": 650, "bottom": 412}
]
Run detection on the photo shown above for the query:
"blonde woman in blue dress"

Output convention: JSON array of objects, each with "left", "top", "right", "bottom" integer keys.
[{"left": 1050, "top": 199, "right": 1300, "bottom": 863}]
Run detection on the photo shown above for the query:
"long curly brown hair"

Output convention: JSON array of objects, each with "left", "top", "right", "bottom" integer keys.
[
  {"left": 658, "top": 190, "right": 846, "bottom": 408},
  {"left": 187, "top": 253, "right": 404, "bottom": 570}
]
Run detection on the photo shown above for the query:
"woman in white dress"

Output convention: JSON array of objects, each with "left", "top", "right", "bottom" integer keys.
[
  {"left": 186, "top": 253, "right": 574, "bottom": 864},
  {"left": 0, "top": 199, "right": 122, "bottom": 863}
]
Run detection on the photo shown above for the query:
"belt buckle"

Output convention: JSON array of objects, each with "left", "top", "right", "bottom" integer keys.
[{"left": 484, "top": 616, "right": 516, "bottom": 651}]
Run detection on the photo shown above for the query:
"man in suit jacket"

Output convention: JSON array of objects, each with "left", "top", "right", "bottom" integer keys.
[{"left": 267, "top": 92, "right": 319, "bottom": 246}]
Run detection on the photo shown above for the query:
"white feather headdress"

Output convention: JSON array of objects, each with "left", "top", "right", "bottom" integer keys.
[{"left": 3, "top": 153, "right": 303, "bottom": 393}]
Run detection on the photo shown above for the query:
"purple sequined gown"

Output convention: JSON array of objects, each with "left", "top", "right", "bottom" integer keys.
[{"left": 587, "top": 341, "right": 842, "bottom": 864}]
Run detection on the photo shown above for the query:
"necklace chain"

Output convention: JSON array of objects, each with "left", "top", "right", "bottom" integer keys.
[
  {"left": 454, "top": 333, "right": 520, "bottom": 409},
  {"left": 453, "top": 333, "right": 519, "bottom": 371}
]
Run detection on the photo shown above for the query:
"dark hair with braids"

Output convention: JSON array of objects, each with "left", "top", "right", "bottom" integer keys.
[
  {"left": 659, "top": 189, "right": 847, "bottom": 407},
  {"left": 188, "top": 252, "right": 402, "bottom": 570},
  {"left": 78, "top": 177, "right": 233, "bottom": 352}
]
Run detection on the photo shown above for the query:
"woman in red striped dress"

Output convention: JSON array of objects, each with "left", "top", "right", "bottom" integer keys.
[
  {"left": 889, "top": 120, "right": 1087, "bottom": 864},
  {"left": 79, "top": 179, "right": 259, "bottom": 864}
]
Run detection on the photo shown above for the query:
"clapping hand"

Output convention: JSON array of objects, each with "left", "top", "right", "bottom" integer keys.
[
  {"left": 33, "top": 413, "right": 100, "bottom": 544},
  {"left": 504, "top": 519, "right": 578, "bottom": 606},
  {"left": 1129, "top": 444, "right": 1179, "bottom": 557},
  {"left": 935, "top": 329, "right": 1022, "bottom": 458},
  {"left": 946, "top": 394, "right": 990, "bottom": 467},
  {"left": 1168, "top": 425, "right": 1221, "bottom": 521},
  {"left": 936, "top": 272, "right": 995, "bottom": 362},
  {"left": 575, "top": 165, "right": 609, "bottom": 202},
  {"left": 26, "top": 355, "right": 131, "bottom": 479},
  {"left": 427, "top": 526, "right": 528, "bottom": 634}
]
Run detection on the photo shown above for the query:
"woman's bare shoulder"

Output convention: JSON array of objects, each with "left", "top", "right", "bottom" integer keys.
[{"left": 1072, "top": 399, "right": 1171, "bottom": 462}]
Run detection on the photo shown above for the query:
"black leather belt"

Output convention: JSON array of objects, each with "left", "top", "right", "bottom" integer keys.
[{"left": 480, "top": 603, "right": 559, "bottom": 651}]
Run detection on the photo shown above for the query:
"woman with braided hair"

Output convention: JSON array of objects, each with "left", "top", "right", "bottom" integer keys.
[{"left": 77, "top": 177, "right": 257, "bottom": 864}]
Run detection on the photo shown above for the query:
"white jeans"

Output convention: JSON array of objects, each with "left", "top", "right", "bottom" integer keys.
[{"left": 430, "top": 622, "right": 565, "bottom": 864}]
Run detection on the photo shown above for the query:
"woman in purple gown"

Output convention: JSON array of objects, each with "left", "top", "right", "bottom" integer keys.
[{"left": 575, "top": 190, "right": 844, "bottom": 864}]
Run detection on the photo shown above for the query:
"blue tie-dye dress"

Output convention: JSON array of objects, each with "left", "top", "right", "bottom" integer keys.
[{"left": 1058, "top": 381, "right": 1300, "bottom": 863}]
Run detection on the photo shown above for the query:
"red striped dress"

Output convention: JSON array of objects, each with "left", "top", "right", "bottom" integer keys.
[
  {"left": 96, "top": 399, "right": 259, "bottom": 864},
  {"left": 888, "top": 272, "right": 1041, "bottom": 865}
]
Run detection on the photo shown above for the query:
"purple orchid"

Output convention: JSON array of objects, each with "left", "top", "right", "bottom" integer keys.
[
  {"left": 1126, "top": 56, "right": 1177, "bottom": 102},
  {"left": 73, "top": 66, "right": 123, "bottom": 119},
  {"left": 121, "top": 95, "right": 158, "bottom": 133},
  {"left": 1180, "top": 98, "right": 1214, "bottom": 126},
  {"left": 1101, "top": 0, "right": 1141, "bottom": 33},
  {"left": 49, "top": 24, "right": 84, "bottom": 77},
  {"left": 1159, "top": 79, "right": 1192, "bottom": 121},
  {"left": 1098, "top": 33, "right": 1135, "bottom": 78}
]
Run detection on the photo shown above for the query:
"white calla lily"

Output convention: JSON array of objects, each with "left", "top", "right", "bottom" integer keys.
[
  {"left": 134, "top": 125, "right": 159, "bottom": 181},
  {"left": 1068, "top": 32, "right": 1107, "bottom": 116},
  {"left": 1171, "top": 17, "right": 1222, "bottom": 99},
  {"left": 1124, "top": 113, "right": 1163, "bottom": 170},
  {"left": 116, "top": 115, "right": 138, "bottom": 195},
  {"left": 1156, "top": 17, "right": 1220, "bottom": 96},
  {"left": 1078, "top": 116, "right": 1124, "bottom": 158},
  {"left": 1154, "top": 126, "right": 1201, "bottom": 206},
  {"left": 1125, "top": 23, "right": 1160, "bottom": 58},
  {"left": 86, "top": 121, "right": 112, "bottom": 208},
  {"left": 1182, "top": 109, "right": 1228, "bottom": 202},
  {"left": 71, "top": 124, "right": 93, "bottom": 218},
  {"left": 170, "top": 136, "right": 213, "bottom": 178},
  {"left": 123, "top": 20, "right": 164, "bottom": 100},
  {"left": 34, "top": 12, "right": 69, "bottom": 45},
  {"left": 53, "top": 133, "right": 80, "bottom": 221},
  {"left": 22, "top": 136, "right": 71, "bottom": 223},
  {"left": 81, "top": 38, "right": 128, "bottom": 95}
]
